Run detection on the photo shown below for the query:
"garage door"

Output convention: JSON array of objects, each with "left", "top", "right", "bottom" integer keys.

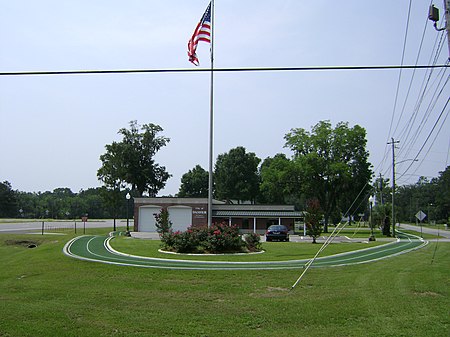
[
  {"left": 168, "top": 206, "right": 192, "bottom": 232},
  {"left": 138, "top": 206, "right": 161, "bottom": 232}
]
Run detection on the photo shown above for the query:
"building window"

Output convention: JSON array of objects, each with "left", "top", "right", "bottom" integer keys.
[{"left": 241, "top": 218, "right": 250, "bottom": 229}]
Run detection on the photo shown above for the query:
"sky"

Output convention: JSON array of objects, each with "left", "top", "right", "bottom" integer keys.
[{"left": 1, "top": 0, "right": 449, "bottom": 196}]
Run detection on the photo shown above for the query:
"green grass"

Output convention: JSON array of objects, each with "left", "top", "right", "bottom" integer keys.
[
  {"left": 111, "top": 236, "right": 387, "bottom": 262},
  {"left": 0, "top": 229, "right": 448, "bottom": 337},
  {"left": 395, "top": 229, "right": 443, "bottom": 240},
  {"left": 321, "top": 226, "right": 443, "bottom": 240}
]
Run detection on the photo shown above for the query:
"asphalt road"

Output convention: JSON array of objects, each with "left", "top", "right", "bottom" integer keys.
[
  {"left": 397, "top": 223, "right": 450, "bottom": 240},
  {"left": 0, "top": 220, "right": 125, "bottom": 234}
]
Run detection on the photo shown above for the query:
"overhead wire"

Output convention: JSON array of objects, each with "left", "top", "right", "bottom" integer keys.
[
  {"left": 0, "top": 64, "right": 447, "bottom": 77},
  {"left": 376, "top": 0, "right": 414, "bottom": 185},
  {"left": 402, "top": 104, "right": 450, "bottom": 181},
  {"left": 397, "top": 96, "right": 450, "bottom": 181},
  {"left": 399, "top": 65, "right": 449, "bottom": 162},
  {"left": 393, "top": 3, "right": 429, "bottom": 138},
  {"left": 397, "top": 64, "right": 449, "bottom": 179},
  {"left": 396, "top": 31, "right": 446, "bottom": 152},
  {"left": 379, "top": 0, "right": 449, "bottom": 186}
]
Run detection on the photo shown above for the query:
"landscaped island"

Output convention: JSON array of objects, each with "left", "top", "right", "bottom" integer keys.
[{"left": 159, "top": 222, "right": 262, "bottom": 254}]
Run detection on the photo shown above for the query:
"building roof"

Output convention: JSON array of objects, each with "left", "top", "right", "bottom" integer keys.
[
  {"left": 213, "top": 210, "right": 305, "bottom": 218},
  {"left": 212, "top": 204, "right": 295, "bottom": 211},
  {"left": 134, "top": 197, "right": 225, "bottom": 205}
]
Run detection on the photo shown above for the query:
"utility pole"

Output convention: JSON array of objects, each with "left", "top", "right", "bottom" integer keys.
[
  {"left": 429, "top": 1, "right": 450, "bottom": 59},
  {"left": 379, "top": 173, "right": 383, "bottom": 205},
  {"left": 445, "top": 0, "right": 450, "bottom": 58},
  {"left": 388, "top": 138, "right": 400, "bottom": 237}
]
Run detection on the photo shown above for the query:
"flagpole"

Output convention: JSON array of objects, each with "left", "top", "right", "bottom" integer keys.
[{"left": 208, "top": 0, "right": 215, "bottom": 228}]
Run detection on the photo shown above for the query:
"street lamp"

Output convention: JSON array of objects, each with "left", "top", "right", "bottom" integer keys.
[
  {"left": 126, "top": 193, "right": 131, "bottom": 233},
  {"left": 428, "top": 203, "right": 433, "bottom": 225},
  {"left": 368, "top": 195, "right": 375, "bottom": 241}
]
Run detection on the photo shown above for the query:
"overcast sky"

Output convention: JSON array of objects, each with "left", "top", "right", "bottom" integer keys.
[{"left": 1, "top": 0, "right": 449, "bottom": 196}]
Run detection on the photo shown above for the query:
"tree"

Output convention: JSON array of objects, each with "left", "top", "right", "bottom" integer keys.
[
  {"left": 0, "top": 181, "right": 17, "bottom": 217},
  {"left": 284, "top": 121, "right": 372, "bottom": 232},
  {"left": 305, "top": 198, "right": 323, "bottom": 243},
  {"left": 435, "top": 166, "right": 450, "bottom": 222},
  {"left": 178, "top": 165, "right": 209, "bottom": 197},
  {"left": 97, "top": 121, "right": 171, "bottom": 197},
  {"left": 372, "top": 175, "right": 391, "bottom": 206},
  {"left": 259, "top": 154, "right": 301, "bottom": 205},
  {"left": 214, "top": 146, "right": 261, "bottom": 203}
]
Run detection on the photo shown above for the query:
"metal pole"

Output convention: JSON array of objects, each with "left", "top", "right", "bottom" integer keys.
[
  {"left": 207, "top": 0, "right": 215, "bottom": 228},
  {"left": 370, "top": 201, "right": 373, "bottom": 237},
  {"left": 392, "top": 139, "right": 395, "bottom": 237},
  {"left": 126, "top": 198, "right": 130, "bottom": 232}
]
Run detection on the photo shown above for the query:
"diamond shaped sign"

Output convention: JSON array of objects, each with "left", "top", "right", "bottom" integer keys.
[{"left": 415, "top": 210, "right": 427, "bottom": 222}]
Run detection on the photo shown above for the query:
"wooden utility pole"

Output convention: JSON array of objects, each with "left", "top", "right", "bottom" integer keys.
[
  {"left": 379, "top": 173, "right": 384, "bottom": 205},
  {"left": 388, "top": 138, "right": 400, "bottom": 237},
  {"left": 445, "top": 0, "right": 450, "bottom": 59},
  {"left": 429, "top": 1, "right": 450, "bottom": 59}
]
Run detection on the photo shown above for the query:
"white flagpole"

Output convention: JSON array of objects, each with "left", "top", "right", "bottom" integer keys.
[{"left": 208, "top": 0, "right": 215, "bottom": 228}]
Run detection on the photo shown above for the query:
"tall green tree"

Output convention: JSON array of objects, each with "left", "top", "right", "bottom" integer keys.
[
  {"left": 0, "top": 181, "right": 17, "bottom": 217},
  {"left": 435, "top": 166, "right": 450, "bottom": 222},
  {"left": 178, "top": 165, "right": 209, "bottom": 197},
  {"left": 97, "top": 121, "right": 171, "bottom": 197},
  {"left": 214, "top": 146, "right": 261, "bottom": 203},
  {"left": 259, "top": 153, "right": 301, "bottom": 205},
  {"left": 284, "top": 121, "right": 372, "bottom": 231},
  {"left": 305, "top": 198, "right": 323, "bottom": 244}
]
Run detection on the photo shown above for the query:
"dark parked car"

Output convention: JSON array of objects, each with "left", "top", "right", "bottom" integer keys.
[{"left": 265, "top": 225, "right": 289, "bottom": 242}]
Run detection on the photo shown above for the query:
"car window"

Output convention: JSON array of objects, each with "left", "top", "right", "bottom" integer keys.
[{"left": 268, "top": 225, "right": 287, "bottom": 231}]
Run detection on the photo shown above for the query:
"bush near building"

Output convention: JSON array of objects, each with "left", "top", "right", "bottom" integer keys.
[{"left": 160, "top": 222, "right": 262, "bottom": 254}]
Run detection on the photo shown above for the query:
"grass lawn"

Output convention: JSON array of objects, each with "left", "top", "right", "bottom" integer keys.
[
  {"left": 321, "top": 226, "right": 443, "bottom": 240},
  {"left": 110, "top": 236, "right": 387, "bottom": 262},
  {"left": 0, "top": 229, "right": 448, "bottom": 337}
]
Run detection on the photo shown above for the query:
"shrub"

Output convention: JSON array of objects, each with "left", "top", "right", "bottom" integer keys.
[
  {"left": 159, "top": 222, "right": 259, "bottom": 254},
  {"left": 170, "top": 230, "right": 199, "bottom": 253},
  {"left": 154, "top": 208, "right": 172, "bottom": 235},
  {"left": 204, "top": 223, "right": 244, "bottom": 253},
  {"left": 243, "top": 232, "right": 262, "bottom": 252}
]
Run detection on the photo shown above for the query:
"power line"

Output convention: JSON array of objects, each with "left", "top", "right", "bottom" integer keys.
[
  {"left": 389, "top": 0, "right": 414, "bottom": 140},
  {"left": 0, "top": 64, "right": 448, "bottom": 77},
  {"left": 397, "top": 96, "right": 450, "bottom": 181},
  {"left": 379, "top": 0, "right": 415, "bottom": 183}
]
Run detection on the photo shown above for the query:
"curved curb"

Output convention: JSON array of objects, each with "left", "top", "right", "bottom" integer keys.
[{"left": 63, "top": 231, "right": 428, "bottom": 270}]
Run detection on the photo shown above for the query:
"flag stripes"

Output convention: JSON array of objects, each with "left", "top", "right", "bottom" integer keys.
[{"left": 188, "top": 2, "right": 212, "bottom": 66}]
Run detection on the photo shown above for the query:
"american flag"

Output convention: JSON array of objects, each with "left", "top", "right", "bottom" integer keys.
[{"left": 187, "top": 2, "right": 211, "bottom": 66}]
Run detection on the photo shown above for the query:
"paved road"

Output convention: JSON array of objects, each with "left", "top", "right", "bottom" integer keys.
[
  {"left": 397, "top": 223, "right": 450, "bottom": 240},
  {"left": 0, "top": 220, "right": 127, "bottom": 234}
]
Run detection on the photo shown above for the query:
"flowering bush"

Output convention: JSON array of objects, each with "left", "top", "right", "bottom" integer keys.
[
  {"left": 160, "top": 222, "right": 261, "bottom": 254},
  {"left": 168, "top": 230, "right": 199, "bottom": 253},
  {"left": 204, "top": 223, "right": 244, "bottom": 253},
  {"left": 243, "top": 232, "right": 262, "bottom": 252}
]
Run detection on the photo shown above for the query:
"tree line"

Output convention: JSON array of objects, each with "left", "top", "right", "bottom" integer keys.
[
  {"left": 1, "top": 120, "right": 448, "bottom": 227},
  {"left": 0, "top": 185, "right": 131, "bottom": 220}
]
